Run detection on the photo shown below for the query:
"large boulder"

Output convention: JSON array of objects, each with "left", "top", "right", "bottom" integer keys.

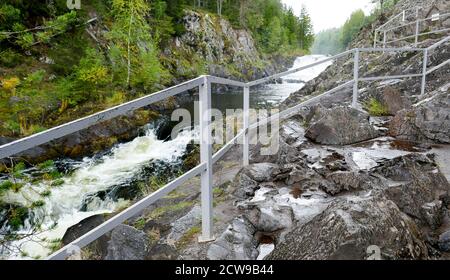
[
  {"left": 439, "top": 230, "right": 450, "bottom": 252},
  {"left": 266, "top": 194, "right": 428, "bottom": 260},
  {"left": 305, "top": 106, "right": 379, "bottom": 145},
  {"left": 381, "top": 86, "right": 412, "bottom": 115},
  {"left": 105, "top": 225, "right": 149, "bottom": 260},
  {"left": 389, "top": 91, "right": 450, "bottom": 143},
  {"left": 372, "top": 154, "right": 450, "bottom": 228}
]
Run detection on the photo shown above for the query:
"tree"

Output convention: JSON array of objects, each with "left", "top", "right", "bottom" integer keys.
[
  {"left": 372, "top": 0, "right": 385, "bottom": 15},
  {"left": 217, "top": 0, "right": 224, "bottom": 16},
  {"left": 298, "top": 5, "right": 314, "bottom": 50},
  {"left": 340, "top": 9, "right": 365, "bottom": 48},
  {"left": 108, "top": 0, "right": 165, "bottom": 90}
]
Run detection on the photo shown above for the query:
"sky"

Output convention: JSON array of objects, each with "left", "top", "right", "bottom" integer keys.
[{"left": 281, "top": 0, "right": 376, "bottom": 33}]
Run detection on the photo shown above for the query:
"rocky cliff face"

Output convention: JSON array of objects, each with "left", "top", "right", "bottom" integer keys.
[{"left": 166, "top": 10, "right": 295, "bottom": 83}]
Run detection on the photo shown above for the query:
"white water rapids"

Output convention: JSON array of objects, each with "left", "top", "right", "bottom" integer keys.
[
  {"left": 0, "top": 127, "right": 197, "bottom": 259},
  {"left": 251, "top": 55, "right": 333, "bottom": 106}
]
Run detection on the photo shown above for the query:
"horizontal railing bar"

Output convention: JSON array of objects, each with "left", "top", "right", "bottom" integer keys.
[
  {"left": 247, "top": 49, "right": 355, "bottom": 87},
  {"left": 207, "top": 76, "right": 246, "bottom": 88},
  {"left": 359, "top": 73, "right": 423, "bottom": 81},
  {"left": 426, "top": 58, "right": 450, "bottom": 75},
  {"left": 280, "top": 80, "right": 355, "bottom": 120},
  {"left": 0, "top": 76, "right": 205, "bottom": 160},
  {"left": 427, "top": 35, "right": 450, "bottom": 50},
  {"left": 377, "top": 7, "right": 422, "bottom": 31},
  {"left": 212, "top": 130, "right": 245, "bottom": 164},
  {"left": 385, "top": 29, "right": 450, "bottom": 44},
  {"left": 359, "top": 47, "right": 424, "bottom": 52},
  {"left": 248, "top": 80, "right": 355, "bottom": 131},
  {"left": 382, "top": 12, "right": 450, "bottom": 33},
  {"left": 377, "top": 12, "right": 404, "bottom": 30},
  {"left": 47, "top": 162, "right": 207, "bottom": 260}
]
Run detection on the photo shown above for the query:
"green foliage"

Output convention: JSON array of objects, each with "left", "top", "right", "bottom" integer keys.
[
  {"left": 0, "top": 49, "right": 23, "bottom": 67},
  {"left": 37, "top": 160, "right": 55, "bottom": 171},
  {"left": 108, "top": 0, "right": 168, "bottom": 90},
  {"left": 340, "top": 9, "right": 366, "bottom": 48},
  {"left": 0, "top": 180, "right": 23, "bottom": 193},
  {"left": 51, "top": 179, "right": 65, "bottom": 187},
  {"left": 365, "top": 98, "right": 390, "bottom": 116},
  {"left": 8, "top": 206, "right": 28, "bottom": 230},
  {"left": 31, "top": 200, "right": 45, "bottom": 208},
  {"left": 1, "top": 8, "right": 79, "bottom": 49},
  {"left": 311, "top": 28, "right": 343, "bottom": 55}
]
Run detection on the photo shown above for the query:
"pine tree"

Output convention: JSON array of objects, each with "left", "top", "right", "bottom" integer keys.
[{"left": 298, "top": 5, "right": 314, "bottom": 50}]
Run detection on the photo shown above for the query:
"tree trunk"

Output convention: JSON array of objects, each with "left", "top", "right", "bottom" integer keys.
[{"left": 126, "top": 7, "right": 134, "bottom": 88}]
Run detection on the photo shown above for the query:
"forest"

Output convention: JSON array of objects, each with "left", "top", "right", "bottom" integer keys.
[
  {"left": 312, "top": 0, "right": 400, "bottom": 55},
  {"left": 0, "top": 0, "right": 314, "bottom": 139}
]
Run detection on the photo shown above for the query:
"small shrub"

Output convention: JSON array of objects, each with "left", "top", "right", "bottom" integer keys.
[
  {"left": 1, "top": 76, "right": 20, "bottom": 92},
  {"left": 365, "top": 98, "right": 390, "bottom": 116},
  {"left": 0, "top": 50, "right": 23, "bottom": 67},
  {"left": 8, "top": 207, "right": 28, "bottom": 230},
  {"left": 51, "top": 179, "right": 65, "bottom": 187},
  {"left": 40, "top": 190, "right": 51, "bottom": 197},
  {"left": 31, "top": 200, "right": 45, "bottom": 208},
  {"left": 38, "top": 160, "right": 55, "bottom": 170}
]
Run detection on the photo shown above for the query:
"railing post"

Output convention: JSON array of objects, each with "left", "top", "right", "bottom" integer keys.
[
  {"left": 374, "top": 30, "right": 378, "bottom": 48},
  {"left": 421, "top": 49, "right": 428, "bottom": 96},
  {"left": 352, "top": 49, "right": 359, "bottom": 108},
  {"left": 414, "top": 20, "right": 419, "bottom": 46},
  {"left": 243, "top": 85, "right": 250, "bottom": 166},
  {"left": 198, "top": 76, "right": 214, "bottom": 242}
]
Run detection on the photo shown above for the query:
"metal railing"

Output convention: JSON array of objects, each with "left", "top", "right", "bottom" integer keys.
[
  {"left": 0, "top": 36, "right": 449, "bottom": 260},
  {"left": 374, "top": 7, "right": 450, "bottom": 48}
]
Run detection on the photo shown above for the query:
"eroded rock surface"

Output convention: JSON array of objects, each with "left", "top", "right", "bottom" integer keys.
[
  {"left": 389, "top": 90, "right": 450, "bottom": 144},
  {"left": 266, "top": 195, "right": 428, "bottom": 260},
  {"left": 305, "top": 106, "right": 379, "bottom": 145}
]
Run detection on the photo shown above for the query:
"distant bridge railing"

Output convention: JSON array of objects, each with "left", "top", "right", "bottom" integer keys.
[
  {"left": 0, "top": 36, "right": 449, "bottom": 260},
  {"left": 374, "top": 7, "right": 450, "bottom": 48}
]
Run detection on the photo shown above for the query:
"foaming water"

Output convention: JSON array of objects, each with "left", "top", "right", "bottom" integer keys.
[{"left": 1, "top": 127, "right": 196, "bottom": 259}]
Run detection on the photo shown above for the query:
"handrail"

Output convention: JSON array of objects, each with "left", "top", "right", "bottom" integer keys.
[
  {"left": 374, "top": 9, "right": 450, "bottom": 48},
  {"left": 47, "top": 162, "right": 207, "bottom": 260},
  {"left": 0, "top": 76, "right": 205, "bottom": 159},
  {"left": 382, "top": 12, "right": 450, "bottom": 33},
  {"left": 385, "top": 28, "right": 450, "bottom": 45},
  {"left": 426, "top": 58, "right": 450, "bottom": 75},
  {"left": 247, "top": 49, "right": 355, "bottom": 87},
  {"left": 427, "top": 35, "right": 450, "bottom": 50},
  {"left": 376, "top": 6, "right": 421, "bottom": 31},
  {"left": 0, "top": 36, "right": 448, "bottom": 259}
]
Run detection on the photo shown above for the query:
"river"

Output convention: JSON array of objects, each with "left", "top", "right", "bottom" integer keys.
[{"left": 0, "top": 55, "right": 332, "bottom": 259}]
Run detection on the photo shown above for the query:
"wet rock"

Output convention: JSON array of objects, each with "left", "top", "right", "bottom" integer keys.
[
  {"left": 381, "top": 87, "right": 412, "bottom": 115},
  {"left": 62, "top": 215, "right": 109, "bottom": 259},
  {"left": 207, "top": 216, "right": 258, "bottom": 260},
  {"left": 305, "top": 106, "right": 379, "bottom": 145},
  {"left": 105, "top": 225, "right": 149, "bottom": 260},
  {"left": 438, "top": 231, "right": 450, "bottom": 252},
  {"left": 389, "top": 91, "right": 450, "bottom": 144},
  {"left": 420, "top": 201, "right": 445, "bottom": 230},
  {"left": 323, "top": 171, "right": 377, "bottom": 195},
  {"left": 250, "top": 138, "right": 301, "bottom": 164},
  {"left": 266, "top": 195, "right": 428, "bottom": 260},
  {"left": 374, "top": 154, "right": 450, "bottom": 227},
  {"left": 256, "top": 205, "right": 293, "bottom": 232},
  {"left": 243, "top": 163, "right": 281, "bottom": 182},
  {"left": 146, "top": 244, "right": 179, "bottom": 260},
  {"left": 232, "top": 172, "right": 259, "bottom": 200}
]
